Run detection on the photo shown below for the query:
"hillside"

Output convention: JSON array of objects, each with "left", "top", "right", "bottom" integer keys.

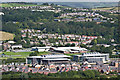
[
  {"left": 0, "top": 3, "right": 38, "bottom": 7},
  {"left": 92, "top": 7, "right": 119, "bottom": 11},
  {"left": 0, "top": 31, "right": 14, "bottom": 40}
]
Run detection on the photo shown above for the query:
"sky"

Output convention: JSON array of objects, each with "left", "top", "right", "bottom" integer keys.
[{"left": 1, "top": 0, "right": 120, "bottom": 2}]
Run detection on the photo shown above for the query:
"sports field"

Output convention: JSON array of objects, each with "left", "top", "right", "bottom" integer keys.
[{"left": 0, "top": 51, "right": 49, "bottom": 59}]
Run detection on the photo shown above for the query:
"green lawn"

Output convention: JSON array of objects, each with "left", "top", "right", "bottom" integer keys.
[
  {"left": 0, "top": 3, "right": 39, "bottom": 7},
  {"left": 0, "top": 51, "right": 50, "bottom": 59},
  {"left": 0, "top": 51, "right": 82, "bottom": 59},
  {"left": 64, "top": 53, "right": 82, "bottom": 56}
]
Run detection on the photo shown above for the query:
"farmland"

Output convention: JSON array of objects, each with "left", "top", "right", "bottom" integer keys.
[
  {"left": 0, "top": 3, "right": 38, "bottom": 7},
  {"left": 0, "top": 31, "right": 14, "bottom": 40}
]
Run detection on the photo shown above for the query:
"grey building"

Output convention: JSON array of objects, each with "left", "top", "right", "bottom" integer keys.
[
  {"left": 73, "top": 52, "right": 109, "bottom": 64},
  {"left": 26, "top": 54, "right": 71, "bottom": 65}
]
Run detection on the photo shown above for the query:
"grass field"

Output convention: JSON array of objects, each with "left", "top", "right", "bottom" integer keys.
[
  {"left": 0, "top": 51, "right": 50, "bottom": 59},
  {"left": 0, "top": 52, "right": 31, "bottom": 59},
  {"left": 92, "top": 7, "right": 119, "bottom": 11},
  {"left": 0, "top": 31, "right": 14, "bottom": 41},
  {"left": 0, "top": 3, "right": 38, "bottom": 7},
  {"left": 0, "top": 51, "right": 82, "bottom": 59},
  {"left": 64, "top": 53, "right": 82, "bottom": 56}
]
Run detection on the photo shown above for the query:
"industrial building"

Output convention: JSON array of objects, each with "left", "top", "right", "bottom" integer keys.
[
  {"left": 31, "top": 46, "right": 51, "bottom": 52},
  {"left": 26, "top": 54, "right": 71, "bottom": 65},
  {"left": 49, "top": 47, "right": 88, "bottom": 53},
  {"left": 73, "top": 52, "right": 109, "bottom": 64},
  {"left": 32, "top": 46, "right": 88, "bottom": 53}
]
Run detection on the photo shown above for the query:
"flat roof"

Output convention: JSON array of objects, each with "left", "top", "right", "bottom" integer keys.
[
  {"left": 42, "top": 58, "right": 70, "bottom": 61},
  {"left": 32, "top": 46, "right": 51, "bottom": 49},
  {"left": 74, "top": 52, "right": 109, "bottom": 57},
  {"left": 27, "top": 54, "right": 71, "bottom": 59},
  {"left": 86, "top": 57, "right": 105, "bottom": 59},
  {"left": 83, "top": 54, "right": 109, "bottom": 57}
]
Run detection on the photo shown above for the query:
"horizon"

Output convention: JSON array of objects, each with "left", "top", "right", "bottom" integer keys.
[{"left": 1, "top": 0, "right": 120, "bottom": 2}]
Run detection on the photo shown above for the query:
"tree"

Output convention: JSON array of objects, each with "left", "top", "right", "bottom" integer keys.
[
  {"left": 14, "top": 35, "right": 21, "bottom": 44},
  {"left": 29, "top": 51, "right": 39, "bottom": 56},
  {"left": 65, "top": 43, "right": 71, "bottom": 47},
  {"left": 71, "top": 43, "right": 75, "bottom": 47},
  {"left": 42, "top": 3, "right": 49, "bottom": 6},
  {"left": 90, "top": 39, "right": 97, "bottom": 45}
]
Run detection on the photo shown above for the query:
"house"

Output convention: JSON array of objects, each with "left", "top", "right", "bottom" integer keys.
[
  {"left": 11, "top": 45, "right": 22, "bottom": 50},
  {"left": 8, "top": 41, "right": 16, "bottom": 44},
  {"left": 54, "top": 19, "right": 61, "bottom": 22},
  {"left": 65, "top": 42, "right": 79, "bottom": 46},
  {"left": 0, "top": 12, "right": 4, "bottom": 15}
]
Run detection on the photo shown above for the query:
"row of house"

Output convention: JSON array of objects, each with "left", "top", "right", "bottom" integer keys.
[
  {"left": 93, "top": 9, "right": 119, "bottom": 14},
  {"left": 2, "top": 5, "right": 52, "bottom": 10},
  {"left": 21, "top": 29, "right": 98, "bottom": 46},
  {"left": 1, "top": 54, "right": 120, "bottom": 75},
  {"left": 59, "top": 11, "right": 113, "bottom": 22}
]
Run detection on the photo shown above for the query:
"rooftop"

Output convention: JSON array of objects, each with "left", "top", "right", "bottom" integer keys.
[
  {"left": 74, "top": 52, "right": 109, "bottom": 57},
  {"left": 27, "top": 54, "right": 71, "bottom": 59}
]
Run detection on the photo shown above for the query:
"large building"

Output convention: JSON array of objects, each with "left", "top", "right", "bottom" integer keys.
[
  {"left": 50, "top": 47, "right": 88, "bottom": 53},
  {"left": 73, "top": 52, "right": 109, "bottom": 64},
  {"left": 26, "top": 54, "right": 71, "bottom": 65},
  {"left": 32, "top": 46, "right": 51, "bottom": 52}
]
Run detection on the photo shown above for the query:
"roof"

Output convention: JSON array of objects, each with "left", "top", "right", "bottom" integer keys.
[
  {"left": 32, "top": 46, "right": 51, "bottom": 49},
  {"left": 42, "top": 58, "right": 70, "bottom": 61},
  {"left": 74, "top": 52, "right": 109, "bottom": 57},
  {"left": 86, "top": 57, "right": 105, "bottom": 59},
  {"left": 51, "top": 47, "right": 87, "bottom": 51},
  {"left": 27, "top": 54, "right": 71, "bottom": 59}
]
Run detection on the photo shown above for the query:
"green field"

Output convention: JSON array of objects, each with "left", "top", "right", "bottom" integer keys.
[
  {"left": 92, "top": 7, "right": 119, "bottom": 11},
  {"left": 64, "top": 53, "right": 82, "bottom": 56},
  {"left": 0, "top": 51, "right": 83, "bottom": 59},
  {"left": 0, "top": 51, "right": 50, "bottom": 59},
  {"left": 0, "top": 3, "right": 38, "bottom": 7}
]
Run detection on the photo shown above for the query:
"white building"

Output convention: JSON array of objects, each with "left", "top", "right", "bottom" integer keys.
[
  {"left": 0, "top": 12, "right": 4, "bottom": 15},
  {"left": 50, "top": 47, "right": 88, "bottom": 53},
  {"left": 32, "top": 46, "right": 51, "bottom": 52},
  {"left": 11, "top": 45, "right": 22, "bottom": 50},
  {"left": 73, "top": 52, "right": 109, "bottom": 64}
]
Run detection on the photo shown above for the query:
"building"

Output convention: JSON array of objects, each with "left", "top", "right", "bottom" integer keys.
[
  {"left": 0, "top": 12, "right": 4, "bottom": 15},
  {"left": 31, "top": 46, "right": 51, "bottom": 52},
  {"left": 11, "top": 45, "right": 22, "bottom": 50},
  {"left": 118, "top": 62, "right": 120, "bottom": 72},
  {"left": 26, "top": 54, "right": 71, "bottom": 65},
  {"left": 73, "top": 52, "right": 109, "bottom": 64},
  {"left": 50, "top": 47, "right": 88, "bottom": 53}
]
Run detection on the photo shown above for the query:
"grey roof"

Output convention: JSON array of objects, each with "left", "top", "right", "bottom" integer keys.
[
  {"left": 19, "top": 69, "right": 24, "bottom": 72},
  {"left": 11, "top": 69, "right": 17, "bottom": 72},
  {"left": 27, "top": 54, "right": 70, "bottom": 59},
  {"left": 32, "top": 68, "right": 38, "bottom": 73},
  {"left": 43, "top": 58, "right": 70, "bottom": 61},
  {"left": 49, "top": 70, "right": 57, "bottom": 73}
]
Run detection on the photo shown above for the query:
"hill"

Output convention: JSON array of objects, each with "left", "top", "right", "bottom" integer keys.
[
  {"left": 92, "top": 7, "right": 119, "bottom": 11},
  {"left": 0, "top": 3, "right": 38, "bottom": 7},
  {"left": 0, "top": 31, "right": 14, "bottom": 40}
]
